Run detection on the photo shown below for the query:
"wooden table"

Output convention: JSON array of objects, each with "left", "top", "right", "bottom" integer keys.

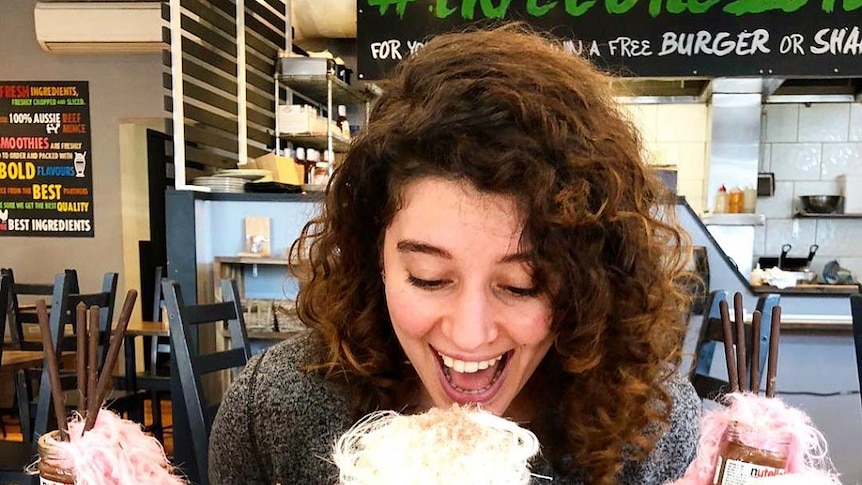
[
  {"left": 1, "top": 350, "right": 48, "bottom": 373},
  {"left": 0, "top": 350, "right": 75, "bottom": 373},
  {"left": 126, "top": 320, "right": 169, "bottom": 338}
]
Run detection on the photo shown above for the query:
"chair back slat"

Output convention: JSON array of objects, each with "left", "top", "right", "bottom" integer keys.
[
  {"left": 195, "top": 348, "right": 249, "bottom": 376},
  {"left": 181, "top": 302, "right": 237, "bottom": 325},
  {"left": 14, "top": 283, "right": 54, "bottom": 295},
  {"left": 162, "top": 278, "right": 251, "bottom": 485}
]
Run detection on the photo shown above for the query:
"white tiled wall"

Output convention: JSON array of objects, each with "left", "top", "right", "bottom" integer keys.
[
  {"left": 621, "top": 103, "right": 709, "bottom": 214},
  {"left": 757, "top": 103, "right": 862, "bottom": 279}
]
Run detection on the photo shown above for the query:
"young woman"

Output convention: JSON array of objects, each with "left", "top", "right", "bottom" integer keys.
[{"left": 209, "top": 25, "right": 700, "bottom": 485}]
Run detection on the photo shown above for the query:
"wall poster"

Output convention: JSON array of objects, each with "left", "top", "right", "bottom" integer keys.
[{"left": 0, "top": 81, "right": 93, "bottom": 237}]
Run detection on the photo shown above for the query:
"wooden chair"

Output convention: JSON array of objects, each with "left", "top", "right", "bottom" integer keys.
[
  {"left": 690, "top": 290, "right": 780, "bottom": 401},
  {"left": 851, "top": 294, "right": 862, "bottom": 415},
  {"left": 17, "top": 273, "right": 146, "bottom": 443},
  {"left": 163, "top": 278, "right": 251, "bottom": 485},
  {"left": 0, "top": 274, "right": 42, "bottom": 485},
  {"left": 1, "top": 268, "right": 78, "bottom": 351}
]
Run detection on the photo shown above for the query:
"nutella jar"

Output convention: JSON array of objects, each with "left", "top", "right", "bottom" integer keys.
[
  {"left": 37, "top": 431, "right": 75, "bottom": 485},
  {"left": 714, "top": 420, "right": 789, "bottom": 484}
]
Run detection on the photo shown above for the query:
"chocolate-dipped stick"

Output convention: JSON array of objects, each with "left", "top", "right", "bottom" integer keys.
[
  {"left": 76, "top": 302, "right": 88, "bottom": 414},
  {"left": 719, "top": 299, "right": 739, "bottom": 393},
  {"left": 36, "top": 299, "right": 68, "bottom": 440},
  {"left": 83, "top": 290, "right": 137, "bottom": 432}
]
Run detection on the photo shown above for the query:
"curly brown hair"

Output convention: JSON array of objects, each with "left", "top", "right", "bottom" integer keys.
[{"left": 290, "top": 24, "right": 691, "bottom": 484}]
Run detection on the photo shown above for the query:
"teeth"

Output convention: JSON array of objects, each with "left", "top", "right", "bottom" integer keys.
[{"left": 439, "top": 353, "right": 503, "bottom": 374}]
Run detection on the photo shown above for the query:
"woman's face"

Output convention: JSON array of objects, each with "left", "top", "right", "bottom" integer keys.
[{"left": 382, "top": 177, "right": 554, "bottom": 417}]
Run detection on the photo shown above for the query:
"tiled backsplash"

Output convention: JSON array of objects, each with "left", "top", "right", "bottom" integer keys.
[
  {"left": 622, "top": 101, "right": 862, "bottom": 281},
  {"left": 621, "top": 103, "right": 709, "bottom": 214},
  {"left": 758, "top": 103, "right": 862, "bottom": 279}
]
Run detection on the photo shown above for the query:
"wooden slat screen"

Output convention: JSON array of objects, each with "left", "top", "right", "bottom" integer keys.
[
  {"left": 243, "top": 0, "right": 286, "bottom": 160},
  {"left": 163, "top": 0, "right": 288, "bottom": 172}
]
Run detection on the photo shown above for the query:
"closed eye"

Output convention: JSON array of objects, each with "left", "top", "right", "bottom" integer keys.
[
  {"left": 407, "top": 275, "right": 449, "bottom": 290},
  {"left": 503, "top": 286, "right": 539, "bottom": 297}
]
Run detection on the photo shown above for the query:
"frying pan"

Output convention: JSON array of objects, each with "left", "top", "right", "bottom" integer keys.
[{"left": 757, "top": 243, "right": 819, "bottom": 271}]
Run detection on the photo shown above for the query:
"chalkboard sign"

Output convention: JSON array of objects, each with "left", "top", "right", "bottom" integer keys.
[
  {"left": 0, "top": 81, "right": 94, "bottom": 237},
  {"left": 357, "top": 1, "right": 862, "bottom": 80}
]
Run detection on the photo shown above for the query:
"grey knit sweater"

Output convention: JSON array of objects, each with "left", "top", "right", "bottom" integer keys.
[{"left": 208, "top": 332, "right": 701, "bottom": 484}]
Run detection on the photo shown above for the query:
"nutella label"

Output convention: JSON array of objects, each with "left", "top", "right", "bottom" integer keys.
[
  {"left": 40, "top": 477, "right": 65, "bottom": 485},
  {"left": 714, "top": 457, "right": 786, "bottom": 484}
]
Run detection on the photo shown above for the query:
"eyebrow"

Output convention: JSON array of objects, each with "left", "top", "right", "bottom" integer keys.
[{"left": 396, "top": 239, "right": 532, "bottom": 264}]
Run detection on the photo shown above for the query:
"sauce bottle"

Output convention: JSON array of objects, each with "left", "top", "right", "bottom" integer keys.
[
  {"left": 336, "top": 105, "right": 350, "bottom": 139},
  {"left": 714, "top": 184, "right": 729, "bottom": 213},
  {"left": 729, "top": 186, "right": 744, "bottom": 213},
  {"left": 743, "top": 185, "right": 757, "bottom": 213},
  {"left": 38, "top": 431, "right": 76, "bottom": 484}
]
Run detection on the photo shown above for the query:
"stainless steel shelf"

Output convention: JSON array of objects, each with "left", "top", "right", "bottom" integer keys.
[
  {"left": 276, "top": 57, "right": 372, "bottom": 105},
  {"left": 277, "top": 132, "right": 350, "bottom": 152},
  {"left": 278, "top": 74, "right": 370, "bottom": 105},
  {"left": 794, "top": 212, "right": 862, "bottom": 219}
]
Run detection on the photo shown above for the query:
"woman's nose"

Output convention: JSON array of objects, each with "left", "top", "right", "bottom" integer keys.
[{"left": 440, "top": 285, "right": 498, "bottom": 351}]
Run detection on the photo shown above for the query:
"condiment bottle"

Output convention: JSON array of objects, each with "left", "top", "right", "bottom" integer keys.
[
  {"left": 38, "top": 430, "right": 76, "bottom": 484},
  {"left": 729, "top": 186, "right": 744, "bottom": 213},
  {"left": 336, "top": 105, "right": 350, "bottom": 138},
  {"left": 714, "top": 184, "right": 729, "bottom": 213},
  {"left": 714, "top": 420, "right": 790, "bottom": 483},
  {"left": 743, "top": 185, "right": 757, "bottom": 213}
]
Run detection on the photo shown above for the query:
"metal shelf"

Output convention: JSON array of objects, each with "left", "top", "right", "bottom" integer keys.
[
  {"left": 278, "top": 74, "right": 371, "bottom": 105},
  {"left": 794, "top": 212, "right": 862, "bottom": 219},
  {"left": 276, "top": 57, "right": 373, "bottom": 105},
  {"left": 277, "top": 131, "right": 350, "bottom": 152}
]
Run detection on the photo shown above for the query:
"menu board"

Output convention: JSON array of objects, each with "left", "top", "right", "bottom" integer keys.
[
  {"left": 0, "top": 81, "right": 93, "bottom": 237},
  {"left": 357, "top": 1, "right": 862, "bottom": 80}
]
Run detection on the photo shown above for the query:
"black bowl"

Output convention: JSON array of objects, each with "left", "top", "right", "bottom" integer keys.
[{"left": 799, "top": 195, "right": 843, "bottom": 214}]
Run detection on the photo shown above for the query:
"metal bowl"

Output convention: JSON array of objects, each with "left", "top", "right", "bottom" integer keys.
[{"left": 799, "top": 195, "right": 843, "bottom": 214}]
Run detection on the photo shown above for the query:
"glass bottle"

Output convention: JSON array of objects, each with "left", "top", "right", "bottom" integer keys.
[
  {"left": 336, "top": 105, "right": 350, "bottom": 138},
  {"left": 38, "top": 430, "right": 76, "bottom": 484},
  {"left": 714, "top": 420, "right": 790, "bottom": 484}
]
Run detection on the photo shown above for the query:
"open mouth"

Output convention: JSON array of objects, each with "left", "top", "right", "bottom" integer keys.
[{"left": 434, "top": 346, "right": 511, "bottom": 404}]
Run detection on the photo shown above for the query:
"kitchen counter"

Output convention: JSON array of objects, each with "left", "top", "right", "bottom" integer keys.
[{"left": 751, "top": 284, "right": 860, "bottom": 296}]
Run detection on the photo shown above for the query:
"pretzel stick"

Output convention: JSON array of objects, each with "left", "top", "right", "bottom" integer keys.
[
  {"left": 733, "top": 293, "right": 747, "bottom": 392},
  {"left": 86, "top": 305, "right": 99, "bottom": 426},
  {"left": 749, "top": 310, "right": 762, "bottom": 395},
  {"left": 766, "top": 305, "right": 781, "bottom": 398},
  {"left": 718, "top": 299, "right": 739, "bottom": 392},
  {"left": 35, "top": 299, "right": 67, "bottom": 440},
  {"left": 76, "top": 302, "right": 88, "bottom": 414},
  {"left": 84, "top": 290, "right": 137, "bottom": 432}
]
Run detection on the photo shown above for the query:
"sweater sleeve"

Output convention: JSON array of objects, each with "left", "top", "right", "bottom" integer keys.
[
  {"left": 208, "top": 351, "right": 271, "bottom": 485},
  {"left": 621, "top": 373, "right": 702, "bottom": 484}
]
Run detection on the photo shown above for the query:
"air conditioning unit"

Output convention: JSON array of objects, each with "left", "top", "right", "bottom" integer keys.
[{"left": 34, "top": 1, "right": 165, "bottom": 54}]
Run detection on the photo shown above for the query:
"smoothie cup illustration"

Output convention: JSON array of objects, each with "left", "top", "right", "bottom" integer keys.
[{"left": 74, "top": 151, "right": 87, "bottom": 177}]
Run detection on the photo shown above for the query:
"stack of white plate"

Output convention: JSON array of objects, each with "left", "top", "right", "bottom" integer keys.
[
  {"left": 215, "top": 168, "right": 272, "bottom": 182},
  {"left": 192, "top": 176, "right": 247, "bottom": 193}
]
